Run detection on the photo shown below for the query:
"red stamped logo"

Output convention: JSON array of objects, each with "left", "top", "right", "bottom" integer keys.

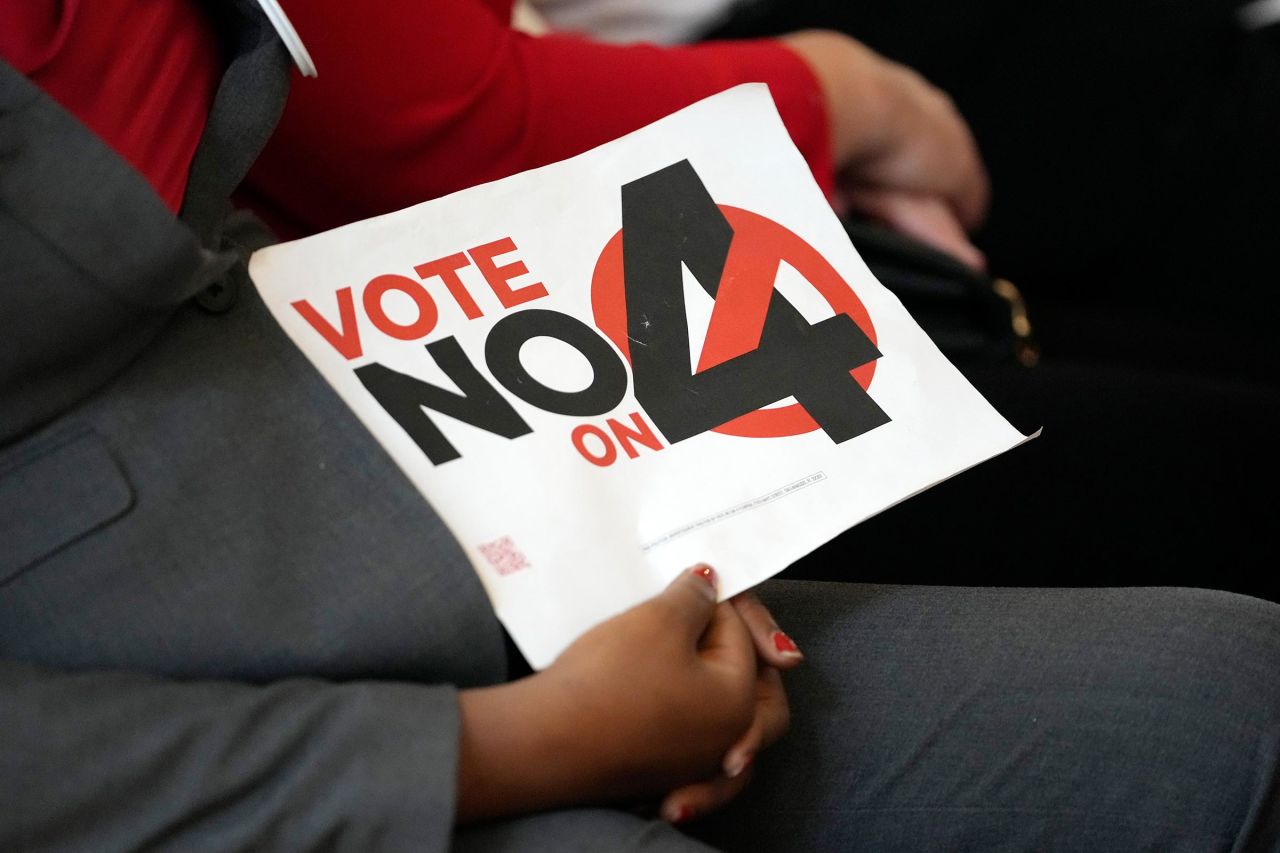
[{"left": 478, "top": 536, "right": 530, "bottom": 576}]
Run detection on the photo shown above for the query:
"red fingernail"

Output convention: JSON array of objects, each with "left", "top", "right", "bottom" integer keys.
[
  {"left": 664, "top": 803, "right": 694, "bottom": 824},
  {"left": 772, "top": 630, "right": 802, "bottom": 656},
  {"left": 690, "top": 564, "right": 716, "bottom": 589}
]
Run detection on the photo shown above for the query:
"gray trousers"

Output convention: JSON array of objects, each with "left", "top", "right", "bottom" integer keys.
[{"left": 458, "top": 581, "right": 1280, "bottom": 851}]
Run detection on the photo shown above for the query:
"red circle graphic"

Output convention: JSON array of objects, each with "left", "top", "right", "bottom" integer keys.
[{"left": 590, "top": 205, "right": 878, "bottom": 438}]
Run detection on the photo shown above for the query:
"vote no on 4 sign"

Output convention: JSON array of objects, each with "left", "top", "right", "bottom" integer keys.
[
  {"left": 249, "top": 83, "right": 1028, "bottom": 670},
  {"left": 288, "top": 160, "right": 890, "bottom": 467}
]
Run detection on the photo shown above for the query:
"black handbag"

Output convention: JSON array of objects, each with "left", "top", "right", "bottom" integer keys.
[{"left": 843, "top": 219, "right": 1039, "bottom": 367}]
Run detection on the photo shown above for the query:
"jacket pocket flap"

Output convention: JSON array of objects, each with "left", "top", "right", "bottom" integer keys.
[{"left": 0, "top": 429, "right": 134, "bottom": 584}]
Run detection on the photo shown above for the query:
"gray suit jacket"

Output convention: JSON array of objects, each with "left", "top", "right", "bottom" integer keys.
[{"left": 0, "top": 5, "right": 507, "bottom": 849}]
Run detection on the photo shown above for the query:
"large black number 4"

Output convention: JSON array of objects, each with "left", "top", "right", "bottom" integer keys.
[{"left": 620, "top": 160, "right": 890, "bottom": 444}]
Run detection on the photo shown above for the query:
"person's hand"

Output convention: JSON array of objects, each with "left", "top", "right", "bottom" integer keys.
[
  {"left": 454, "top": 566, "right": 801, "bottom": 823},
  {"left": 658, "top": 590, "right": 804, "bottom": 824},
  {"left": 781, "top": 31, "right": 990, "bottom": 270}
]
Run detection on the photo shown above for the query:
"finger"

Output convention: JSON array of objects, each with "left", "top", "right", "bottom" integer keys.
[
  {"left": 659, "top": 769, "right": 754, "bottom": 824},
  {"left": 830, "top": 188, "right": 852, "bottom": 219},
  {"left": 722, "top": 666, "right": 790, "bottom": 777},
  {"left": 654, "top": 564, "right": 720, "bottom": 644},
  {"left": 731, "top": 592, "right": 804, "bottom": 670},
  {"left": 948, "top": 131, "right": 991, "bottom": 231},
  {"left": 918, "top": 84, "right": 989, "bottom": 230},
  {"left": 847, "top": 187, "right": 987, "bottom": 271},
  {"left": 698, "top": 599, "right": 755, "bottom": 676}
]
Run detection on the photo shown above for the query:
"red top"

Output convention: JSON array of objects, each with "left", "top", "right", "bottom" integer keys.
[
  {"left": 244, "top": 0, "right": 834, "bottom": 237},
  {"left": 2, "top": 0, "right": 832, "bottom": 233},
  {"left": 0, "top": 0, "right": 221, "bottom": 213}
]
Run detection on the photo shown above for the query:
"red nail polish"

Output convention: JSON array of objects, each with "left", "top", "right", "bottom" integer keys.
[
  {"left": 691, "top": 564, "right": 716, "bottom": 589},
  {"left": 772, "top": 630, "right": 801, "bottom": 655},
  {"left": 665, "top": 799, "right": 696, "bottom": 819}
]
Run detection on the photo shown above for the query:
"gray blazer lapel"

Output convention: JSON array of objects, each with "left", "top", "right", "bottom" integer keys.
[{"left": 0, "top": 2, "right": 289, "bottom": 442}]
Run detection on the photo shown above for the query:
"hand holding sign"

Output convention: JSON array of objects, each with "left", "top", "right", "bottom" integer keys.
[
  {"left": 455, "top": 567, "right": 799, "bottom": 824},
  {"left": 249, "top": 85, "right": 1029, "bottom": 669}
]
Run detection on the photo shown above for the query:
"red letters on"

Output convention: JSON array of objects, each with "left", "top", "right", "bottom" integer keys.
[
  {"left": 570, "top": 413, "right": 665, "bottom": 467},
  {"left": 571, "top": 424, "right": 617, "bottom": 467},
  {"left": 608, "top": 412, "right": 664, "bottom": 459}
]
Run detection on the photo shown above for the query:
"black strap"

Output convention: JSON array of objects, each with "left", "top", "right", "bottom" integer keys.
[
  {"left": 0, "top": 2, "right": 291, "bottom": 442},
  {"left": 180, "top": 0, "right": 291, "bottom": 248}
]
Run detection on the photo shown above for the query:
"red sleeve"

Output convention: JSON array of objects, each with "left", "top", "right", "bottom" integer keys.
[
  {"left": 244, "top": 0, "right": 833, "bottom": 237},
  {"left": 0, "top": 0, "right": 220, "bottom": 214}
]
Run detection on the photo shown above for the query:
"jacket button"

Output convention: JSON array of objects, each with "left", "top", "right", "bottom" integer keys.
[{"left": 195, "top": 276, "right": 239, "bottom": 314}]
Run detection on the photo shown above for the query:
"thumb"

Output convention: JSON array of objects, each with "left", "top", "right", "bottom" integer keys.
[{"left": 656, "top": 565, "right": 720, "bottom": 642}]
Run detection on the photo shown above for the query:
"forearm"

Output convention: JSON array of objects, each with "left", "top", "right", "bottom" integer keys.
[
  {"left": 455, "top": 676, "right": 586, "bottom": 823},
  {"left": 455, "top": 671, "right": 654, "bottom": 823},
  {"left": 778, "top": 31, "right": 896, "bottom": 169},
  {"left": 250, "top": 0, "right": 834, "bottom": 237}
]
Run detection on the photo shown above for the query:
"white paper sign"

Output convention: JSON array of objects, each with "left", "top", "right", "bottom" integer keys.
[{"left": 249, "top": 84, "right": 1028, "bottom": 669}]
